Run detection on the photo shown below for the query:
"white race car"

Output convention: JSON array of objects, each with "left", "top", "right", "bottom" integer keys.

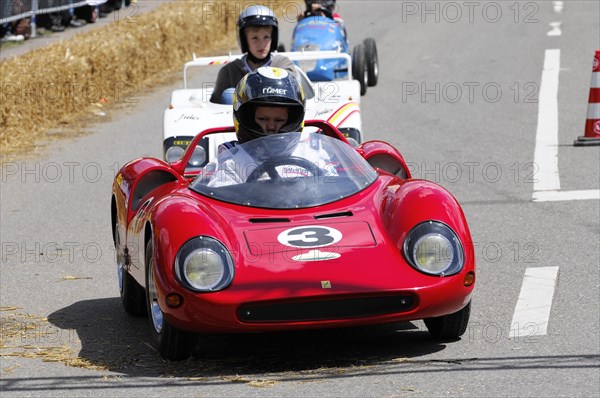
[{"left": 163, "top": 51, "right": 363, "bottom": 167}]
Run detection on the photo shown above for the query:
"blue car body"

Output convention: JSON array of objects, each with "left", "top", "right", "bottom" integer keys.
[{"left": 291, "top": 16, "right": 349, "bottom": 81}]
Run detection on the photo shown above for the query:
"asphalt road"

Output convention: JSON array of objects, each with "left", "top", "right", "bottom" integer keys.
[{"left": 1, "top": 1, "right": 599, "bottom": 397}]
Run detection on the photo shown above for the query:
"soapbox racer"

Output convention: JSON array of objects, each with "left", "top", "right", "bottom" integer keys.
[
  {"left": 111, "top": 120, "right": 476, "bottom": 360},
  {"left": 163, "top": 51, "right": 362, "bottom": 168},
  {"left": 292, "top": 10, "right": 379, "bottom": 95}
]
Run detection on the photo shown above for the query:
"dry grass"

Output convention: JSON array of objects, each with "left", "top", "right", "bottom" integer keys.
[
  {"left": 0, "top": 0, "right": 291, "bottom": 160},
  {"left": 0, "top": 307, "right": 107, "bottom": 371}
]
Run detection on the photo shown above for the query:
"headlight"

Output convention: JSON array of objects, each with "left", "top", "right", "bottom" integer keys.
[
  {"left": 175, "top": 236, "right": 234, "bottom": 292},
  {"left": 165, "top": 145, "right": 185, "bottom": 163},
  {"left": 189, "top": 145, "right": 206, "bottom": 167},
  {"left": 403, "top": 221, "right": 464, "bottom": 276}
]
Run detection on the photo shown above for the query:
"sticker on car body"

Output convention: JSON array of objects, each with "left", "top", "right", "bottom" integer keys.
[
  {"left": 277, "top": 225, "right": 342, "bottom": 248},
  {"left": 244, "top": 221, "right": 376, "bottom": 256}
]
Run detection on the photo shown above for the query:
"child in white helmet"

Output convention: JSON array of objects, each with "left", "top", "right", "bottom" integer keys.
[{"left": 210, "top": 5, "right": 295, "bottom": 104}]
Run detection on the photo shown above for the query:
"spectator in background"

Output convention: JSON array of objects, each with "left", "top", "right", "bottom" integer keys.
[
  {"left": 36, "top": 0, "right": 69, "bottom": 32},
  {"left": 6, "top": 0, "right": 31, "bottom": 40}
]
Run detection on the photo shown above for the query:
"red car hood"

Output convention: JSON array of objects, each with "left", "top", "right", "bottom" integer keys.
[{"left": 244, "top": 221, "right": 376, "bottom": 256}]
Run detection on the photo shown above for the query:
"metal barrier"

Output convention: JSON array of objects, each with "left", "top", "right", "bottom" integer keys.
[{"left": 1, "top": 0, "right": 107, "bottom": 38}]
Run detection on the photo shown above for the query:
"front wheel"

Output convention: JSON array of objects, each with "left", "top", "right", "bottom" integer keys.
[
  {"left": 424, "top": 301, "right": 471, "bottom": 340},
  {"left": 145, "top": 240, "right": 196, "bottom": 360},
  {"left": 352, "top": 44, "right": 368, "bottom": 96},
  {"left": 115, "top": 221, "right": 145, "bottom": 316}
]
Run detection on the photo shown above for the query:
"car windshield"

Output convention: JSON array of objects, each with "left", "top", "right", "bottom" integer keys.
[{"left": 189, "top": 131, "right": 377, "bottom": 209}]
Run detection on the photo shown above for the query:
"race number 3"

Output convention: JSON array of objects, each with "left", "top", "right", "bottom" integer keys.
[{"left": 277, "top": 226, "right": 343, "bottom": 248}]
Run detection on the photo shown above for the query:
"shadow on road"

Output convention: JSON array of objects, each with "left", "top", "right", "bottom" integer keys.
[{"left": 47, "top": 297, "right": 447, "bottom": 377}]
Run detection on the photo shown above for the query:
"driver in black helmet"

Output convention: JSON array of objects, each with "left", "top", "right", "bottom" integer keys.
[
  {"left": 207, "top": 67, "right": 335, "bottom": 187},
  {"left": 210, "top": 5, "right": 295, "bottom": 104}
]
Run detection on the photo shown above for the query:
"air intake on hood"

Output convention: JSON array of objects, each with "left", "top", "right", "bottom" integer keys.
[
  {"left": 314, "top": 211, "right": 353, "bottom": 219},
  {"left": 249, "top": 218, "right": 291, "bottom": 223}
]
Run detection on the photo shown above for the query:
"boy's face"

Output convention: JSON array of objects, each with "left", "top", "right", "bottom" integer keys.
[
  {"left": 255, "top": 106, "right": 288, "bottom": 135},
  {"left": 245, "top": 26, "right": 272, "bottom": 60}
]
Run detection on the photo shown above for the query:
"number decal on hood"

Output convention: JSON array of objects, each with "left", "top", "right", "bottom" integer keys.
[{"left": 277, "top": 226, "right": 342, "bottom": 248}]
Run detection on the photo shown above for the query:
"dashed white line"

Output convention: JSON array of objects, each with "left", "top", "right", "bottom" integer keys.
[
  {"left": 509, "top": 267, "right": 559, "bottom": 339},
  {"left": 553, "top": 1, "right": 564, "bottom": 13},
  {"left": 533, "top": 49, "right": 561, "bottom": 192},
  {"left": 547, "top": 22, "right": 562, "bottom": 36}
]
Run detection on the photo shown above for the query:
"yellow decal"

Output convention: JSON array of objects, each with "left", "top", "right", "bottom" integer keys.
[
  {"left": 321, "top": 281, "right": 332, "bottom": 289},
  {"left": 328, "top": 102, "right": 359, "bottom": 125}
]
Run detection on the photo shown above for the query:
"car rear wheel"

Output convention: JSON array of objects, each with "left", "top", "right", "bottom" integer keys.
[
  {"left": 363, "top": 38, "right": 379, "bottom": 87},
  {"left": 115, "top": 221, "right": 145, "bottom": 316},
  {"left": 424, "top": 301, "right": 471, "bottom": 339},
  {"left": 352, "top": 44, "right": 368, "bottom": 96},
  {"left": 145, "top": 240, "right": 196, "bottom": 360}
]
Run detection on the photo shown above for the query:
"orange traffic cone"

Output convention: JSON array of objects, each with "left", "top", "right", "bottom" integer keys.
[{"left": 574, "top": 50, "right": 600, "bottom": 146}]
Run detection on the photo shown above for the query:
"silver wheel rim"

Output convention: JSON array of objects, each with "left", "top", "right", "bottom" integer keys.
[{"left": 148, "top": 256, "right": 163, "bottom": 333}]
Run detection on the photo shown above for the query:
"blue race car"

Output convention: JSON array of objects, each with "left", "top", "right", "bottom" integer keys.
[{"left": 291, "top": 9, "right": 378, "bottom": 95}]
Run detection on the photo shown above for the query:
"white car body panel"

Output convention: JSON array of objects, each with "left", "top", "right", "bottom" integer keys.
[{"left": 163, "top": 51, "right": 362, "bottom": 164}]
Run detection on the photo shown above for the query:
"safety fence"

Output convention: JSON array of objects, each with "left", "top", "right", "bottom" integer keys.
[
  {"left": 1, "top": 0, "right": 110, "bottom": 38},
  {"left": 1, "top": 0, "right": 107, "bottom": 24}
]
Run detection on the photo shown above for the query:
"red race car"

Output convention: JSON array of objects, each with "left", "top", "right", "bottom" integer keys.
[{"left": 111, "top": 121, "right": 475, "bottom": 360}]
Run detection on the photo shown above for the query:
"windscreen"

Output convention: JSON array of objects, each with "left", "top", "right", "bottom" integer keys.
[{"left": 189, "top": 132, "right": 377, "bottom": 209}]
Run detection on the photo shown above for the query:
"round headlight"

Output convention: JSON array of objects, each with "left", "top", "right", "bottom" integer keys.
[
  {"left": 165, "top": 146, "right": 185, "bottom": 163},
  {"left": 403, "top": 221, "right": 464, "bottom": 276},
  {"left": 183, "top": 249, "right": 225, "bottom": 290},
  {"left": 175, "top": 237, "right": 234, "bottom": 292},
  {"left": 189, "top": 145, "right": 206, "bottom": 167}
]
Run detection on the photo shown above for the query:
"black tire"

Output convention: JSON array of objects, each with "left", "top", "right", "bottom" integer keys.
[
  {"left": 352, "top": 44, "right": 368, "bottom": 96},
  {"left": 145, "top": 240, "right": 196, "bottom": 360},
  {"left": 115, "top": 222, "right": 146, "bottom": 316},
  {"left": 424, "top": 301, "right": 471, "bottom": 340},
  {"left": 111, "top": 0, "right": 131, "bottom": 10},
  {"left": 363, "top": 38, "right": 379, "bottom": 87}
]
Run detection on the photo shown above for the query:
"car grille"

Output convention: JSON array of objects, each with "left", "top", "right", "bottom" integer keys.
[{"left": 237, "top": 295, "right": 416, "bottom": 323}]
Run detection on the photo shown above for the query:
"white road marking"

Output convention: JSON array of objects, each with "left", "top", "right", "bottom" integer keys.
[
  {"left": 553, "top": 1, "right": 564, "bottom": 12},
  {"left": 547, "top": 22, "right": 562, "bottom": 36},
  {"left": 533, "top": 49, "right": 561, "bottom": 192},
  {"left": 533, "top": 189, "right": 600, "bottom": 202},
  {"left": 531, "top": 49, "right": 599, "bottom": 202},
  {"left": 509, "top": 267, "right": 559, "bottom": 339}
]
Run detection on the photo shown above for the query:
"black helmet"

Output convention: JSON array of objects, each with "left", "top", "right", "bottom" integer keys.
[
  {"left": 237, "top": 5, "right": 278, "bottom": 54},
  {"left": 233, "top": 67, "right": 305, "bottom": 143},
  {"left": 305, "top": 0, "right": 336, "bottom": 13}
]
